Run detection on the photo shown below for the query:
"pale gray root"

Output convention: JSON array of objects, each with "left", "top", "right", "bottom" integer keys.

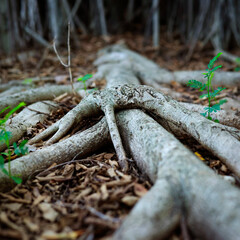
[
  {"left": 29, "top": 64, "right": 139, "bottom": 171},
  {"left": 113, "top": 109, "right": 240, "bottom": 240},
  {"left": 93, "top": 49, "right": 173, "bottom": 86},
  {"left": 0, "top": 76, "right": 56, "bottom": 92},
  {"left": 0, "top": 101, "right": 59, "bottom": 152},
  {"left": 28, "top": 97, "right": 100, "bottom": 145},
  {"left": 0, "top": 86, "right": 32, "bottom": 98},
  {"left": 0, "top": 83, "right": 82, "bottom": 114},
  {"left": 0, "top": 117, "right": 111, "bottom": 192},
  {"left": 29, "top": 84, "right": 240, "bottom": 177},
  {"left": 112, "top": 84, "right": 240, "bottom": 177},
  {"left": 94, "top": 44, "right": 240, "bottom": 86},
  {"left": 214, "top": 49, "right": 240, "bottom": 65},
  {"left": 103, "top": 105, "right": 128, "bottom": 171},
  {"left": 114, "top": 178, "right": 181, "bottom": 240},
  {"left": 180, "top": 102, "right": 240, "bottom": 129}
]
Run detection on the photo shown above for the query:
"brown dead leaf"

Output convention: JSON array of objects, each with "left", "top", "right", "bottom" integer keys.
[
  {"left": 134, "top": 183, "right": 148, "bottom": 197},
  {"left": 62, "top": 164, "right": 74, "bottom": 176},
  {"left": 33, "top": 195, "right": 45, "bottom": 206},
  {"left": 107, "top": 168, "right": 117, "bottom": 178},
  {"left": 39, "top": 203, "right": 59, "bottom": 222},
  {"left": 121, "top": 196, "right": 139, "bottom": 206},
  {"left": 100, "top": 184, "right": 109, "bottom": 200},
  {"left": 75, "top": 188, "right": 92, "bottom": 201},
  {"left": 23, "top": 217, "right": 39, "bottom": 232},
  {"left": 1, "top": 203, "right": 22, "bottom": 212}
]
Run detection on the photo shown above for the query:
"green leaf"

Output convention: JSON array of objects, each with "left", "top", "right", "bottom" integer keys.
[
  {"left": 209, "top": 87, "right": 226, "bottom": 99},
  {"left": 14, "top": 140, "right": 28, "bottom": 156},
  {"left": 77, "top": 74, "right": 93, "bottom": 82},
  {"left": 0, "top": 130, "right": 12, "bottom": 143},
  {"left": 214, "top": 119, "right": 220, "bottom": 123},
  {"left": 218, "top": 99, "right": 227, "bottom": 105},
  {"left": 0, "top": 155, "right": 5, "bottom": 168},
  {"left": 1, "top": 168, "right": 9, "bottom": 176},
  {"left": 22, "top": 78, "right": 33, "bottom": 85},
  {"left": 236, "top": 57, "right": 240, "bottom": 64},
  {"left": 200, "top": 112, "right": 207, "bottom": 117},
  {"left": 234, "top": 67, "right": 240, "bottom": 72},
  {"left": 4, "top": 102, "right": 26, "bottom": 122},
  {"left": 0, "top": 106, "right": 10, "bottom": 116},
  {"left": 210, "top": 99, "right": 227, "bottom": 112},
  {"left": 207, "top": 72, "right": 215, "bottom": 87},
  {"left": 1, "top": 152, "right": 9, "bottom": 156},
  {"left": 187, "top": 80, "right": 206, "bottom": 90},
  {"left": 208, "top": 52, "right": 222, "bottom": 69},
  {"left": 199, "top": 93, "right": 208, "bottom": 99},
  {"left": 210, "top": 65, "right": 222, "bottom": 73},
  {"left": 11, "top": 176, "right": 22, "bottom": 184}
]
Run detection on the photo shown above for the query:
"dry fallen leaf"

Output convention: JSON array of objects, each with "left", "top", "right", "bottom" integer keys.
[
  {"left": 134, "top": 183, "right": 148, "bottom": 197},
  {"left": 121, "top": 196, "right": 139, "bottom": 206},
  {"left": 39, "top": 203, "right": 59, "bottom": 222},
  {"left": 1, "top": 203, "right": 22, "bottom": 212}
]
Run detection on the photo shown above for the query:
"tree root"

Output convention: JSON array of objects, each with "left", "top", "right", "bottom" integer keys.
[
  {"left": 0, "top": 83, "right": 82, "bottom": 114},
  {"left": 0, "top": 117, "right": 111, "bottom": 192},
  {"left": 0, "top": 101, "right": 59, "bottom": 152},
  {"left": 113, "top": 109, "right": 240, "bottom": 240},
  {"left": 94, "top": 44, "right": 240, "bottom": 86},
  {"left": 28, "top": 84, "right": 240, "bottom": 177}
]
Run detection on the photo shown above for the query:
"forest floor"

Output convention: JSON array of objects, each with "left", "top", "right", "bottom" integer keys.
[{"left": 0, "top": 33, "right": 240, "bottom": 240}]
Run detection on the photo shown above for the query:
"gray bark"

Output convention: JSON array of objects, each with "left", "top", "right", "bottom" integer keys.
[
  {"left": 114, "top": 109, "right": 240, "bottom": 240},
  {"left": 0, "top": 101, "right": 59, "bottom": 152},
  {"left": 152, "top": 0, "right": 159, "bottom": 48},
  {"left": 96, "top": 0, "right": 108, "bottom": 35},
  {"left": 0, "top": 118, "right": 111, "bottom": 192},
  {"left": 0, "top": 84, "right": 82, "bottom": 114}
]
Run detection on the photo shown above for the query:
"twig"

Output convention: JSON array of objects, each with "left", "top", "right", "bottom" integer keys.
[
  {"left": 53, "top": 22, "right": 76, "bottom": 95},
  {"left": 23, "top": 25, "right": 52, "bottom": 48}
]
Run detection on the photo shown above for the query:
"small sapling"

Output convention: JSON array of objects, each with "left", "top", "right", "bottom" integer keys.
[{"left": 187, "top": 52, "right": 227, "bottom": 122}]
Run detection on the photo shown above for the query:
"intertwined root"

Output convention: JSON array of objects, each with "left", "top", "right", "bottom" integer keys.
[{"left": 29, "top": 85, "right": 240, "bottom": 177}]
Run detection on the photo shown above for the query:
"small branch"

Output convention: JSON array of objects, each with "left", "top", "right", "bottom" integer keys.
[{"left": 53, "top": 22, "right": 76, "bottom": 95}]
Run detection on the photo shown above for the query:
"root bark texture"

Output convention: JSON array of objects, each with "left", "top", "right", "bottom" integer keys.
[
  {"left": 114, "top": 109, "right": 240, "bottom": 240},
  {"left": 0, "top": 101, "right": 59, "bottom": 152}
]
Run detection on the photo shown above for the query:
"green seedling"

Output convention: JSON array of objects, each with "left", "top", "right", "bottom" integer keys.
[
  {"left": 22, "top": 78, "right": 33, "bottom": 85},
  {"left": 234, "top": 57, "right": 240, "bottom": 71},
  {"left": 187, "top": 52, "right": 227, "bottom": 122},
  {"left": 77, "top": 74, "right": 93, "bottom": 92},
  {"left": 0, "top": 102, "right": 29, "bottom": 184}
]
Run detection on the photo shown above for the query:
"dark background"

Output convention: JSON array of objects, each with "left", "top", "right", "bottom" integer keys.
[{"left": 1, "top": 0, "right": 240, "bottom": 58}]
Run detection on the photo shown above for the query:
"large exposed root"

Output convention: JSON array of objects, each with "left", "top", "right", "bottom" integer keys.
[
  {"left": 0, "top": 117, "right": 111, "bottom": 192},
  {"left": 0, "top": 83, "right": 82, "bottom": 114},
  {"left": 114, "top": 109, "right": 240, "bottom": 240},
  {"left": 180, "top": 101, "right": 240, "bottom": 129},
  {"left": 95, "top": 44, "right": 240, "bottom": 86},
  {"left": 0, "top": 101, "right": 59, "bottom": 152},
  {"left": 27, "top": 84, "right": 240, "bottom": 177}
]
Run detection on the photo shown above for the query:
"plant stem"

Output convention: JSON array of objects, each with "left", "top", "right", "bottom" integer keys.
[
  {"left": 5, "top": 136, "right": 12, "bottom": 178},
  {"left": 207, "top": 75, "right": 211, "bottom": 119}
]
